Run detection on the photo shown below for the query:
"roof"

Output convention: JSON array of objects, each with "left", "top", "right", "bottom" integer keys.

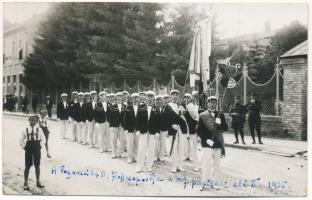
[{"left": 281, "top": 40, "right": 307, "bottom": 58}]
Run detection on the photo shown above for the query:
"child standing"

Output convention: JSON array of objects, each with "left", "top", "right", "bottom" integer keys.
[
  {"left": 19, "top": 115, "right": 45, "bottom": 190},
  {"left": 39, "top": 110, "right": 52, "bottom": 158}
]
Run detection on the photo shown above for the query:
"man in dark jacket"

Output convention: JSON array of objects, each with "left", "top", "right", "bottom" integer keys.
[
  {"left": 32, "top": 94, "right": 38, "bottom": 114},
  {"left": 82, "top": 92, "right": 91, "bottom": 144},
  {"left": 197, "top": 96, "right": 227, "bottom": 190},
  {"left": 69, "top": 91, "right": 79, "bottom": 141},
  {"left": 57, "top": 93, "right": 70, "bottom": 139},
  {"left": 165, "top": 90, "right": 188, "bottom": 173},
  {"left": 125, "top": 93, "right": 139, "bottom": 163},
  {"left": 108, "top": 93, "right": 123, "bottom": 158},
  {"left": 22, "top": 95, "right": 29, "bottom": 113},
  {"left": 94, "top": 91, "right": 109, "bottom": 153},
  {"left": 46, "top": 96, "right": 53, "bottom": 118},
  {"left": 245, "top": 92, "right": 263, "bottom": 144}
]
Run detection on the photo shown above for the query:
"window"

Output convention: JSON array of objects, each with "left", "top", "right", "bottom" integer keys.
[
  {"left": 13, "top": 75, "right": 17, "bottom": 83},
  {"left": 7, "top": 76, "right": 10, "bottom": 84}
]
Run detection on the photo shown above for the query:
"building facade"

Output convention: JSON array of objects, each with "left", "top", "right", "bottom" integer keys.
[{"left": 3, "top": 16, "right": 44, "bottom": 109}]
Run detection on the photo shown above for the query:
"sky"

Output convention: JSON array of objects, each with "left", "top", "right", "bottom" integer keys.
[{"left": 3, "top": 2, "right": 308, "bottom": 38}]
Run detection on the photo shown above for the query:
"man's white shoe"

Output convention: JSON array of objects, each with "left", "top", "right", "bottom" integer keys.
[
  {"left": 100, "top": 150, "right": 104, "bottom": 153},
  {"left": 194, "top": 168, "right": 199, "bottom": 172},
  {"left": 127, "top": 159, "right": 133, "bottom": 164},
  {"left": 136, "top": 168, "right": 142, "bottom": 173},
  {"left": 148, "top": 168, "right": 153, "bottom": 172},
  {"left": 171, "top": 168, "right": 177, "bottom": 173}
]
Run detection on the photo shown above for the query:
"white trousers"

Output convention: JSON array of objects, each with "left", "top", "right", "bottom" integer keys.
[
  {"left": 188, "top": 134, "right": 199, "bottom": 166},
  {"left": 77, "top": 122, "right": 84, "bottom": 143},
  {"left": 127, "top": 132, "right": 139, "bottom": 161},
  {"left": 88, "top": 120, "right": 96, "bottom": 145},
  {"left": 170, "top": 130, "right": 183, "bottom": 171},
  {"left": 82, "top": 122, "right": 88, "bottom": 144},
  {"left": 137, "top": 133, "right": 156, "bottom": 171},
  {"left": 179, "top": 133, "right": 189, "bottom": 160},
  {"left": 110, "top": 125, "right": 124, "bottom": 157},
  {"left": 155, "top": 131, "right": 167, "bottom": 161},
  {"left": 60, "top": 120, "right": 69, "bottom": 139},
  {"left": 201, "top": 148, "right": 221, "bottom": 182},
  {"left": 72, "top": 121, "right": 78, "bottom": 141},
  {"left": 96, "top": 122, "right": 110, "bottom": 151}
]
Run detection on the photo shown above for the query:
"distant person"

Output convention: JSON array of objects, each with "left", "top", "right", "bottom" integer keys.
[
  {"left": 229, "top": 95, "right": 246, "bottom": 144},
  {"left": 39, "top": 110, "right": 52, "bottom": 158},
  {"left": 22, "top": 95, "right": 29, "bottom": 113},
  {"left": 32, "top": 94, "right": 38, "bottom": 114},
  {"left": 245, "top": 92, "right": 263, "bottom": 144},
  {"left": 46, "top": 96, "right": 53, "bottom": 118},
  {"left": 19, "top": 115, "right": 45, "bottom": 190}
]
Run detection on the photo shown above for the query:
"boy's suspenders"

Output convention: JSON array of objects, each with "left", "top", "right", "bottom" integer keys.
[{"left": 26, "top": 127, "right": 39, "bottom": 141}]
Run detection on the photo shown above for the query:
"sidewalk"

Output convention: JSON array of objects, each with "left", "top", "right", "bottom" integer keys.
[{"left": 3, "top": 111, "right": 307, "bottom": 158}]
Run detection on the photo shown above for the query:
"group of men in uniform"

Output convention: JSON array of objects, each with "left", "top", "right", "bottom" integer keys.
[
  {"left": 56, "top": 89, "right": 230, "bottom": 191},
  {"left": 56, "top": 90, "right": 202, "bottom": 172}
]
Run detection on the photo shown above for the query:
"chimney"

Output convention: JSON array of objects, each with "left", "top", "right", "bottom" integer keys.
[{"left": 265, "top": 21, "right": 271, "bottom": 32}]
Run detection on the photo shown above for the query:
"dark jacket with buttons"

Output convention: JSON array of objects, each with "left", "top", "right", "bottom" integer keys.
[
  {"left": 164, "top": 103, "right": 188, "bottom": 136},
  {"left": 57, "top": 101, "right": 70, "bottom": 120},
  {"left": 94, "top": 102, "right": 107, "bottom": 123},
  {"left": 124, "top": 104, "right": 137, "bottom": 132}
]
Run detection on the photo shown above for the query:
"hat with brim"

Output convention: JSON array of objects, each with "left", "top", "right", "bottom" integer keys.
[
  {"left": 184, "top": 93, "right": 192, "bottom": 98},
  {"left": 139, "top": 92, "right": 146, "bottom": 96},
  {"left": 131, "top": 93, "right": 139, "bottom": 98},
  {"left": 61, "top": 93, "right": 68, "bottom": 97},
  {"left": 122, "top": 91, "right": 129, "bottom": 95},
  {"left": 146, "top": 90, "right": 155, "bottom": 96},
  {"left": 72, "top": 91, "right": 78, "bottom": 95},
  {"left": 163, "top": 94, "right": 170, "bottom": 99},
  {"left": 155, "top": 95, "right": 163, "bottom": 100},
  {"left": 99, "top": 91, "right": 107, "bottom": 96},
  {"left": 90, "top": 91, "right": 97, "bottom": 95},
  {"left": 40, "top": 110, "right": 47, "bottom": 114},
  {"left": 78, "top": 92, "right": 84, "bottom": 96},
  {"left": 84, "top": 92, "right": 90, "bottom": 96},
  {"left": 116, "top": 92, "right": 123, "bottom": 96},
  {"left": 207, "top": 96, "right": 218, "bottom": 102},
  {"left": 170, "top": 90, "right": 180, "bottom": 95}
]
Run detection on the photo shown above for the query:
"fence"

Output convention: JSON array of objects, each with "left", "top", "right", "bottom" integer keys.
[{"left": 25, "top": 63, "right": 283, "bottom": 116}]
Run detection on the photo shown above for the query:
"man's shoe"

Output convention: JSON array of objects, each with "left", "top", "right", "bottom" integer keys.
[
  {"left": 259, "top": 141, "right": 263, "bottom": 144},
  {"left": 47, "top": 154, "right": 52, "bottom": 158},
  {"left": 36, "top": 182, "right": 44, "bottom": 188},
  {"left": 242, "top": 141, "right": 246, "bottom": 145},
  {"left": 233, "top": 141, "right": 239, "bottom": 144},
  {"left": 23, "top": 183, "right": 29, "bottom": 191},
  {"left": 171, "top": 168, "right": 177, "bottom": 173},
  {"left": 252, "top": 141, "right": 256, "bottom": 144},
  {"left": 194, "top": 167, "right": 199, "bottom": 172}
]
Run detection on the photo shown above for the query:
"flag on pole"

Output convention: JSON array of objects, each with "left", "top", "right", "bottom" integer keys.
[
  {"left": 200, "top": 18, "right": 212, "bottom": 91},
  {"left": 188, "top": 17, "right": 211, "bottom": 90}
]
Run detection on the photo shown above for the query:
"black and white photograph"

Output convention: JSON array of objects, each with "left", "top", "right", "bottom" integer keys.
[{"left": 2, "top": 0, "right": 309, "bottom": 197}]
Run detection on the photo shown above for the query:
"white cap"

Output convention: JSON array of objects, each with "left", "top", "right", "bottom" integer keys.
[
  {"left": 139, "top": 91, "right": 146, "bottom": 96},
  {"left": 122, "top": 91, "right": 129, "bottom": 95},
  {"left": 191, "top": 91, "right": 198, "bottom": 96},
  {"left": 207, "top": 96, "right": 218, "bottom": 101},
  {"left": 110, "top": 93, "right": 116, "bottom": 97},
  {"left": 90, "top": 90, "right": 97, "bottom": 95},
  {"left": 146, "top": 90, "right": 155, "bottom": 96},
  {"left": 155, "top": 95, "right": 163, "bottom": 100},
  {"left": 170, "top": 90, "right": 180, "bottom": 95},
  {"left": 72, "top": 91, "right": 78, "bottom": 95},
  {"left": 99, "top": 91, "right": 107, "bottom": 96},
  {"left": 78, "top": 92, "right": 84, "bottom": 96},
  {"left": 131, "top": 93, "right": 139, "bottom": 97},
  {"left": 61, "top": 93, "right": 68, "bottom": 97},
  {"left": 184, "top": 93, "right": 192, "bottom": 98},
  {"left": 84, "top": 92, "right": 90, "bottom": 96},
  {"left": 116, "top": 92, "right": 123, "bottom": 96}
]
